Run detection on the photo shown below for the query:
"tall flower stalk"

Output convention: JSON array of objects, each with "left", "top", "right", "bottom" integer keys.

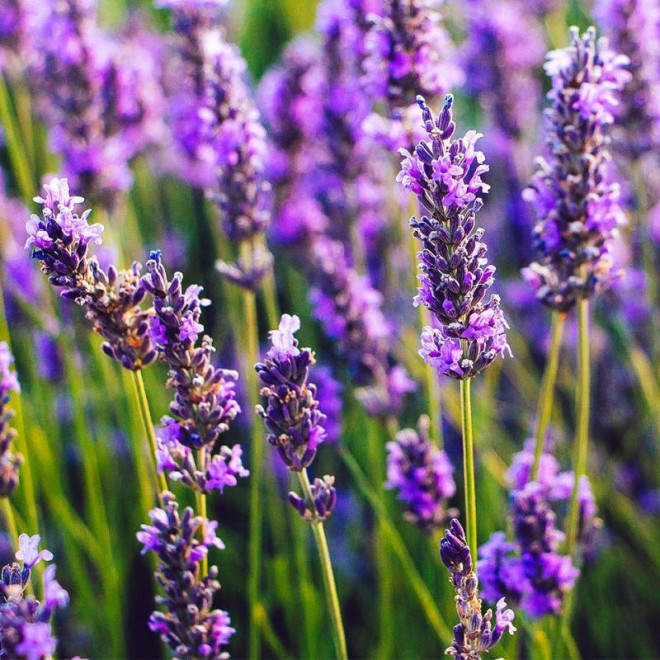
[
  {"left": 255, "top": 314, "right": 347, "bottom": 660},
  {"left": 398, "top": 94, "right": 511, "bottom": 559}
]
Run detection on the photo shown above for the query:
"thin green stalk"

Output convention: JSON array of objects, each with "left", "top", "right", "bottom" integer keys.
[
  {"left": 459, "top": 378, "right": 477, "bottom": 560},
  {"left": 131, "top": 371, "right": 168, "bottom": 496},
  {"left": 565, "top": 299, "right": 590, "bottom": 557},
  {"left": 243, "top": 288, "right": 263, "bottom": 660},
  {"left": 531, "top": 312, "right": 566, "bottom": 481},
  {"left": 338, "top": 446, "right": 452, "bottom": 644},
  {"left": 196, "top": 449, "right": 208, "bottom": 578},
  {"left": 296, "top": 469, "right": 348, "bottom": 660}
]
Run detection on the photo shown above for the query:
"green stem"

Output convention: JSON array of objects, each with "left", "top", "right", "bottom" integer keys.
[
  {"left": 196, "top": 449, "right": 209, "bottom": 578},
  {"left": 296, "top": 469, "right": 348, "bottom": 660},
  {"left": 131, "top": 371, "right": 168, "bottom": 496},
  {"left": 531, "top": 312, "right": 566, "bottom": 481},
  {"left": 459, "top": 378, "right": 477, "bottom": 560},
  {"left": 565, "top": 299, "right": 590, "bottom": 557},
  {"left": 243, "top": 288, "right": 263, "bottom": 660}
]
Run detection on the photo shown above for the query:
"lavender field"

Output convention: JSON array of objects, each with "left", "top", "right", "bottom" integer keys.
[{"left": 0, "top": 0, "right": 658, "bottom": 658}]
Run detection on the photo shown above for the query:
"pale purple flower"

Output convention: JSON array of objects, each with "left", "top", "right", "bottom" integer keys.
[{"left": 15, "top": 534, "right": 53, "bottom": 570}]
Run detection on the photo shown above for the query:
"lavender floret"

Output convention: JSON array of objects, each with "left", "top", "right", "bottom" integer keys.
[
  {"left": 440, "top": 520, "right": 516, "bottom": 658},
  {"left": 385, "top": 415, "right": 457, "bottom": 534},
  {"left": 522, "top": 27, "right": 631, "bottom": 311},
  {"left": 288, "top": 475, "right": 337, "bottom": 522},
  {"left": 398, "top": 95, "right": 511, "bottom": 379},
  {"left": 136, "top": 492, "right": 234, "bottom": 658}
]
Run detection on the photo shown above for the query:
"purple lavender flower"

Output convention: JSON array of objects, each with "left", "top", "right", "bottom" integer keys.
[
  {"left": 255, "top": 314, "right": 328, "bottom": 472},
  {"left": 288, "top": 475, "right": 337, "bottom": 522},
  {"left": 362, "top": 0, "right": 462, "bottom": 112},
  {"left": 312, "top": 365, "right": 343, "bottom": 444},
  {"left": 522, "top": 27, "right": 632, "bottom": 311},
  {"left": 0, "top": 534, "right": 68, "bottom": 660},
  {"left": 595, "top": 0, "right": 660, "bottom": 160},
  {"left": 0, "top": 342, "right": 22, "bottom": 498},
  {"left": 26, "top": 178, "right": 156, "bottom": 371},
  {"left": 385, "top": 415, "right": 456, "bottom": 533},
  {"left": 440, "top": 519, "right": 516, "bottom": 658},
  {"left": 399, "top": 95, "right": 511, "bottom": 379},
  {"left": 137, "top": 492, "right": 234, "bottom": 658},
  {"left": 142, "top": 252, "right": 242, "bottom": 458}
]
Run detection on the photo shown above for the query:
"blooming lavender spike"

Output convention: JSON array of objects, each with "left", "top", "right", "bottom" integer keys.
[
  {"left": 440, "top": 519, "right": 516, "bottom": 658},
  {"left": 0, "top": 342, "right": 22, "bottom": 498},
  {"left": 137, "top": 492, "right": 234, "bottom": 658},
  {"left": 255, "top": 314, "right": 327, "bottom": 472},
  {"left": 26, "top": 178, "right": 156, "bottom": 371},
  {"left": 522, "top": 27, "right": 632, "bottom": 312},
  {"left": 385, "top": 415, "right": 457, "bottom": 533},
  {"left": 0, "top": 534, "right": 68, "bottom": 660},
  {"left": 398, "top": 95, "right": 511, "bottom": 380},
  {"left": 142, "top": 252, "right": 246, "bottom": 494}
]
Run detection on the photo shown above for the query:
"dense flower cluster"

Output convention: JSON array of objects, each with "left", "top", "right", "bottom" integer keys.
[
  {"left": 0, "top": 342, "right": 21, "bottom": 498},
  {"left": 29, "top": 0, "right": 165, "bottom": 206},
  {"left": 362, "top": 0, "right": 461, "bottom": 112},
  {"left": 255, "top": 314, "right": 338, "bottom": 522},
  {"left": 385, "top": 416, "right": 456, "bottom": 533},
  {"left": 26, "top": 178, "right": 156, "bottom": 371},
  {"left": 159, "top": 0, "right": 272, "bottom": 288},
  {"left": 0, "top": 534, "right": 69, "bottom": 660},
  {"left": 143, "top": 252, "right": 246, "bottom": 493},
  {"left": 522, "top": 27, "right": 631, "bottom": 312},
  {"left": 440, "top": 519, "right": 516, "bottom": 658},
  {"left": 461, "top": 0, "right": 544, "bottom": 145},
  {"left": 595, "top": 0, "right": 660, "bottom": 160},
  {"left": 398, "top": 95, "right": 511, "bottom": 379},
  {"left": 478, "top": 442, "right": 598, "bottom": 618},
  {"left": 137, "top": 492, "right": 235, "bottom": 658}
]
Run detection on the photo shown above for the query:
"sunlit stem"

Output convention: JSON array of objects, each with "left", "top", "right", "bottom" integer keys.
[{"left": 459, "top": 377, "right": 477, "bottom": 560}]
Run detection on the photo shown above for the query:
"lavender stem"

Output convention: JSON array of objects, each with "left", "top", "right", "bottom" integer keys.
[
  {"left": 296, "top": 468, "right": 348, "bottom": 660},
  {"left": 530, "top": 312, "right": 566, "bottom": 482},
  {"left": 459, "top": 378, "right": 477, "bottom": 561},
  {"left": 196, "top": 449, "right": 208, "bottom": 577}
]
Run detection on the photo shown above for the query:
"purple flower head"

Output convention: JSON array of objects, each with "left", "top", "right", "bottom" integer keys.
[
  {"left": 312, "top": 365, "right": 343, "bottom": 444},
  {"left": 523, "top": 27, "right": 631, "bottom": 311},
  {"left": 385, "top": 415, "right": 456, "bottom": 533},
  {"left": 137, "top": 492, "right": 234, "bottom": 657},
  {"left": 477, "top": 532, "right": 526, "bottom": 605},
  {"left": 288, "top": 475, "right": 337, "bottom": 522},
  {"left": 42, "top": 565, "right": 69, "bottom": 610},
  {"left": 15, "top": 534, "right": 53, "bottom": 571},
  {"left": 255, "top": 314, "right": 328, "bottom": 471},
  {"left": 399, "top": 95, "right": 511, "bottom": 380},
  {"left": 14, "top": 621, "right": 57, "bottom": 660},
  {"left": 440, "top": 519, "right": 516, "bottom": 657}
]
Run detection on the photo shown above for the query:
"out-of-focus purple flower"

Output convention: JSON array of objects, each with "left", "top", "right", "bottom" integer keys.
[
  {"left": 137, "top": 492, "right": 234, "bottom": 658},
  {"left": 399, "top": 95, "right": 511, "bottom": 380},
  {"left": 27, "top": 178, "right": 156, "bottom": 371},
  {"left": 440, "top": 519, "right": 516, "bottom": 657},
  {"left": 523, "top": 27, "right": 631, "bottom": 312},
  {"left": 255, "top": 314, "right": 328, "bottom": 472},
  {"left": 385, "top": 415, "right": 456, "bottom": 533},
  {"left": 0, "top": 341, "right": 21, "bottom": 498},
  {"left": 595, "top": 0, "right": 660, "bottom": 160},
  {"left": 310, "top": 365, "right": 343, "bottom": 444},
  {"left": 362, "top": 0, "right": 462, "bottom": 112},
  {"left": 0, "top": 532, "right": 67, "bottom": 660},
  {"left": 477, "top": 532, "right": 525, "bottom": 605}
]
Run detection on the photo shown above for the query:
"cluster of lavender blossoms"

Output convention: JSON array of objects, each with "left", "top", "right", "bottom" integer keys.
[
  {"left": 522, "top": 27, "right": 632, "bottom": 312},
  {"left": 255, "top": 315, "right": 337, "bottom": 522},
  {"left": 0, "top": 534, "right": 69, "bottom": 659},
  {"left": 478, "top": 441, "right": 598, "bottom": 618},
  {"left": 440, "top": 520, "right": 516, "bottom": 659},
  {"left": 398, "top": 95, "right": 511, "bottom": 380},
  {"left": 385, "top": 415, "right": 457, "bottom": 533},
  {"left": 142, "top": 251, "right": 247, "bottom": 494},
  {"left": 0, "top": 343, "right": 21, "bottom": 498},
  {"left": 29, "top": 0, "right": 165, "bottom": 206},
  {"left": 137, "top": 492, "right": 235, "bottom": 658},
  {"left": 159, "top": 0, "right": 272, "bottom": 289},
  {"left": 26, "top": 178, "right": 156, "bottom": 371}
]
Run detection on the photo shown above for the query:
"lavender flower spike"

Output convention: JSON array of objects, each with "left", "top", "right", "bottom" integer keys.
[
  {"left": 385, "top": 415, "right": 457, "bottom": 534},
  {"left": 255, "top": 314, "right": 328, "bottom": 473},
  {"left": 0, "top": 342, "right": 22, "bottom": 498},
  {"left": 522, "top": 27, "right": 631, "bottom": 311},
  {"left": 398, "top": 95, "right": 511, "bottom": 380},
  {"left": 440, "top": 519, "right": 516, "bottom": 659}
]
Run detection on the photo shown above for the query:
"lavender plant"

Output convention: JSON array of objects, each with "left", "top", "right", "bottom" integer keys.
[
  {"left": 0, "top": 533, "right": 69, "bottom": 659},
  {"left": 255, "top": 314, "right": 347, "bottom": 659}
]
